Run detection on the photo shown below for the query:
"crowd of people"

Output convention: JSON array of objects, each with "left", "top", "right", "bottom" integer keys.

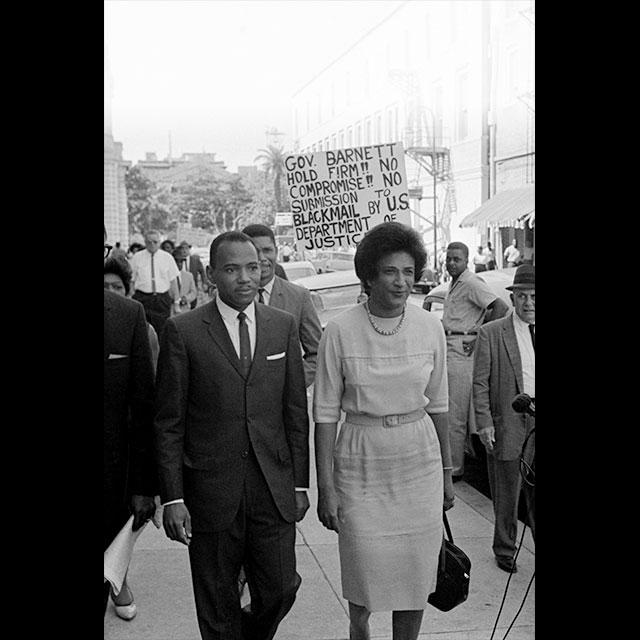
[{"left": 104, "top": 221, "right": 535, "bottom": 640}]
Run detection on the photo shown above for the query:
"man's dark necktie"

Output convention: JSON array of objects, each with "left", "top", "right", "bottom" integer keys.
[
  {"left": 528, "top": 324, "right": 535, "bottom": 351},
  {"left": 258, "top": 288, "right": 266, "bottom": 304},
  {"left": 151, "top": 252, "right": 156, "bottom": 293},
  {"left": 238, "top": 312, "right": 251, "bottom": 376}
]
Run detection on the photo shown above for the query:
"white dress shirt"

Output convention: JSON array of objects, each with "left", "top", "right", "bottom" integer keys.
[
  {"left": 130, "top": 249, "right": 180, "bottom": 294},
  {"left": 215, "top": 295, "right": 257, "bottom": 358},
  {"left": 256, "top": 276, "right": 275, "bottom": 306},
  {"left": 512, "top": 312, "right": 535, "bottom": 397}
]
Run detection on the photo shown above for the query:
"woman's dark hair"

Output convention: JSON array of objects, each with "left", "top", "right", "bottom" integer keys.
[
  {"left": 104, "top": 257, "right": 132, "bottom": 296},
  {"left": 161, "top": 239, "right": 175, "bottom": 252},
  {"left": 128, "top": 242, "right": 144, "bottom": 254},
  {"left": 354, "top": 222, "right": 427, "bottom": 294}
]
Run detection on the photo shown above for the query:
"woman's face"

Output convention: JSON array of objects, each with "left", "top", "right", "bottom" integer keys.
[
  {"left": 368, "top": 251, "right": 415, "bottom": 312},
  {"left": 104, "top": 272, "right": 127, "bottom": 297}
]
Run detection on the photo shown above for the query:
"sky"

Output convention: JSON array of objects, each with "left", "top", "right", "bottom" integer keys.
[{"left": 104, "top": 0, "right": 404, "bottom": 173}]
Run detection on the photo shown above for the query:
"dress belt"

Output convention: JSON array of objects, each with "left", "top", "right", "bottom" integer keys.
[
  {"left": 345, "top": 408, "right": 426, "bottom": 427},
  {"left": 445, "top": 330, "right": 477, "bottom": 336}
]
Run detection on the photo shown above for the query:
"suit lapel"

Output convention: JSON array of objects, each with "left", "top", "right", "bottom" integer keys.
[
  {"left": 250, "top": 304, "right": 273, "bottom": 380},
  {"left": 502, "top": 317, "right": 524, "bottom": 394},
  {"left": 269, "top": 276, "right": 284, "bottom": 310},
  {"left": 203, "top": 301, "right": 245, "bottom": 378}
]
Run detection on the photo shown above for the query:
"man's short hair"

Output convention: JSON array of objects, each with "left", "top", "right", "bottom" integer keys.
[
  {"left": 447, "top": 241, "right": 469, "bottom": 259},
  {"left": 210, "top": 231, "right": 255, "bottom": 268},
  {"left": 242, "top": 224, "right": 276, "bottom": 246}
]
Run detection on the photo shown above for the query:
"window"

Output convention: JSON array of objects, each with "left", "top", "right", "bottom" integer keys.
[
  {"left": 365, "top": 118, "right": 371, "bottom": 145},
  {"left": 347, "top": 126, "right": 353, "bottom": 147},
  {"left": 375, "top": 113, "right": 382, "bottom": 143},
  {"left": 339, "top": 130, "right": 345, "bottom": 148},
  {"left": 324, "top": 137, "right": 330, "bottom": 151},
  {"left": 318, "top": 140, "right": 323, "bottom": 151},
  {"left": 331, "top": 134, "right": 337, "bottom": 149},
  {"left": 355, "top": 123, "right": 362, "bottom": 147},
  {"left": 455, "top": 70, "right": 469, "bottom": 141},
  {"left": 387, "top": 110, "right": 393, "bottom": 141}
]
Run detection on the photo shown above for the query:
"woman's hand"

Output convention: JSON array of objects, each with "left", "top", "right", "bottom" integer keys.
[
  {"left": 443, "top": 474, "right": 455, "bottom": 511},
  {"left": 317, "top": 486, "right": 341, "bottom": 532}
]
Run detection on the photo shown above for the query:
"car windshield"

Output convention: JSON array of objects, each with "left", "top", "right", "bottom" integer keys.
[{"left": 286, "top": 266, "right": 316, "bottom": 281}]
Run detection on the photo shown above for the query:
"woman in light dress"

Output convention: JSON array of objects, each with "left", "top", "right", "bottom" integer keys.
[{"left": 314, "top": 222, "right": 455, "bottom": 640}]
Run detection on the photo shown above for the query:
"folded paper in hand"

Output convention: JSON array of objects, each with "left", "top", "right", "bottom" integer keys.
[{"left": 104, "top": 516, "right": 148, "bottom": 595}]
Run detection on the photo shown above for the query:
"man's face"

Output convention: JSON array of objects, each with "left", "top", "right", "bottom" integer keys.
[
  {"left": 145, "top": 233, "right": 161, "bottom": 254},
  {"left": 511, "top": 288, "right": 535, "bottom": 324},
  {"left": 446, "top": 248, "right": 468, "bottom": 278},
  {"left": 207, "top": 240, "right": 260, "bottom": 310},
  {"left": 250, "top": 235, "right": 277, "bottom": 286}
]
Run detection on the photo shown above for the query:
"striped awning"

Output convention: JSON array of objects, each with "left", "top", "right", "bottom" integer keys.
[{"left": 459, "top": 184, "right": 535, "bottom": 229}]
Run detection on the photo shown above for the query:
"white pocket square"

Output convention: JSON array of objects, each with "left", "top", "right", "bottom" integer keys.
[
  {"left": 108, "top": 354, "right": 128, "bottom": 360},
  {"left": 266, "top": 352, "right": 286, "bottom": 361}
]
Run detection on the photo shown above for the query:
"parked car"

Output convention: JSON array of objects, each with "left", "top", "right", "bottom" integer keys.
[
  {"left": 279, "top": 259, "right": 317, "bottom": 282},
  {"left": 295, "top": 269, "right": 425, "bottom": 328},
  {"left": 422, "top": 267, "right": 517, "bottom": 318},
  {"left": 412, "top": 265, "right": 438, "bottom": 294}
]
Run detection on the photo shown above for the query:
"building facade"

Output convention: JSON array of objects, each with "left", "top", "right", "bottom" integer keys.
[
  {"left": 104, "top": 47, "right": 131, "bottom": 248},
  {"left": 291, "top": 0, "right": 534, "bottom": 264}
]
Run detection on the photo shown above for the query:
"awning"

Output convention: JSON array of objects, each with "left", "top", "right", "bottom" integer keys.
[{"left": 459, "top": 184, "right": 535, "bottom": 229}]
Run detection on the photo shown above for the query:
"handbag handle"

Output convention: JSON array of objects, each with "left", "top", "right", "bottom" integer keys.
[{"left": 443, "top": 511, "right": 454, "bottom": 544}]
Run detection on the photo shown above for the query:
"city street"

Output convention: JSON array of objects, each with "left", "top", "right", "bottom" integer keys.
[{"left": 105, "top": 427, "right": 535, "bottom": 640}]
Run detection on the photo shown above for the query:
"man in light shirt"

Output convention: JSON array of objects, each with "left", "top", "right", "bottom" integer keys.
[
  {"left": 154, "top": 231, "right": 309, "bottom": 640},
  {"left": 130, "top": 230, "right": 181, "bottom": 337},
  {"left": 472, "top": 265, "right": 535, "bottom": 574}
]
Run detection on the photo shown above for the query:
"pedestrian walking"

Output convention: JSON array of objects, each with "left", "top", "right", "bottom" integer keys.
[
  {"left": 473, "top": 246, "right": 488, "bottom": 273},
  {"left": 314, "top": 222, "right": 454, "bottom": 640},
  {"left": 503, "top": 239, "right": 521, "bottom": 268},
  {"left": 154, "top": 231, "right": 310, "bottom": 640}
]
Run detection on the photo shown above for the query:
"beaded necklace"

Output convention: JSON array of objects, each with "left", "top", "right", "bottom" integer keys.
[{"left": 364, "top": 302, "right": 406, "bottom": 336}]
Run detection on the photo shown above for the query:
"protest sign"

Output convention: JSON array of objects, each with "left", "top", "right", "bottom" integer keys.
[{"left": 284, "top": 142, "right": 410, "bottom": 251}]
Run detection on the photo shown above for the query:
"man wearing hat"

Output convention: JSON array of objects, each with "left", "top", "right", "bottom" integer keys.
[{"left": 472, "top": 265, "right": 535, "bottom": 573}]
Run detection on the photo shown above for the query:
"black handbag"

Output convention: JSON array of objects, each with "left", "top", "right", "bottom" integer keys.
[{"left": 427, "top": 512, "right": 471, "bottom": 612}]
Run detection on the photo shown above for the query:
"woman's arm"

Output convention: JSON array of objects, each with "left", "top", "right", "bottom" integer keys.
[
  {"left": 430, "top": 412, "right": 455, "bottom": 510},
  {"left": 315, "top": 422, "right": 341, "bottom": 532}
]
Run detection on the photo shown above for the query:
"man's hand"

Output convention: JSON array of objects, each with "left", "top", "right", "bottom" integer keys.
[
  {"left": 163, "top": 503, "right": 192, "bottom": 546},
  {"left": 317, "top": 486, "right": 341, "bottom": 532},
  {"left": 295, "top": 490, "right": 310, "bottom": 522},
  {"left": 478, "top": 427, "right": 495, "bottom": 452},
  {"left": 131, "top": 495, "right": 155, "bottom": 531}
]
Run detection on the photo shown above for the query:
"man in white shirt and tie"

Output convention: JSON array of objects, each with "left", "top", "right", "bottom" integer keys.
[
  {"left": 154, "top": 231, "right": 310, "bottom": 640},
  {"left": 472, "top": 264, "right": 535, "bottom": 574},
  {"left": 130, "top": 230, "right": 181, "bottom": 337}
]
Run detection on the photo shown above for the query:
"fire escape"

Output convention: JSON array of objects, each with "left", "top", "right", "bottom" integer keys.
[{"left": 388, "top": 69, "right": 457, "bottom": 248}]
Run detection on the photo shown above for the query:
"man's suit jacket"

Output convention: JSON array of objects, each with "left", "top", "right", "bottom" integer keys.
[
  {"left": 473, "top": 313, "right": 534, "bottom": 461},
  {"left": 104, "top": 291, "right": 157, "bottom": 543},
  {"left": 154, "top": 300, "right": 310, "bottom": 533},
  {"left": 188, "top": 254, "right": 206, "bottom": 288},
  {"left": 268, "top": 276, "right": 322, "bottom": 388}
]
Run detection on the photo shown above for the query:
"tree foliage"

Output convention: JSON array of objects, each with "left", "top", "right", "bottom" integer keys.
[
  {"left": 254, "top": 145, "right": 288, "bottom": 211},
  {"left": 125, "top": 166, "right": 171, "bottom": 235}
]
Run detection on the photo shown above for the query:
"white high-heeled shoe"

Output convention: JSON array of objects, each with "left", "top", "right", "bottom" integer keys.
[{"left": 111, "top": 584, "right": 137, "bottom": 621}]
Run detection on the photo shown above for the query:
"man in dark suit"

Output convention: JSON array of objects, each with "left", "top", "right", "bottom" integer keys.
[
  {"left": 472, "top": 265, "right": 535, "bottom": 573},
  {"left": 104, "top": 232, "right": 157, "bottom": 616},
  {"left": 179, "top": 241, "right": 209, "bottom": 309},
  {"left": 155, "top": 231, "right": 310, "bottom": 640},
  {"left": 242, "top": 224, "right": 322, "bottom": 388}
]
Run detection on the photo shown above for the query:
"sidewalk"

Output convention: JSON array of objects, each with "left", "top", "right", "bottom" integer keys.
[{"left": 105, "top": 440, "right": 535, "bottom": 640}]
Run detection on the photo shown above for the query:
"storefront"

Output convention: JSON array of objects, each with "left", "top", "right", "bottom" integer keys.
[{"left": 459, "top": 184, "right": 535, "bottom": 269}]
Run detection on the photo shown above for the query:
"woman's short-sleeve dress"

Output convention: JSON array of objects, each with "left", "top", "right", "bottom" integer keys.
[{"left": 313, "top": 303, "right": 449, "bottom": 611}]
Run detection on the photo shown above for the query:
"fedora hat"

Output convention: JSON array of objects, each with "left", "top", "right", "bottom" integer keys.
[{"left": 506, "top": 264, "right": 535, "bottom": 290}]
